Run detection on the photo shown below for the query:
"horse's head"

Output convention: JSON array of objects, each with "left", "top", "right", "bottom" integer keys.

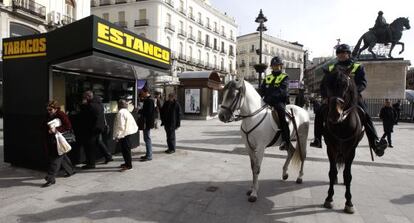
[
  {"left": 218, "top": 78, "right": 245, "bottom": 122},
  {"left": 326, "top": 68, "right": 358, "bottom": 124},
  {"left": 392, "top": 17, "right": 411, "bottom": 30}
]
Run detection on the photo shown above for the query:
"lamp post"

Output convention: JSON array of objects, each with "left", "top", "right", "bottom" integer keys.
[{"left": 254, "top": 9, "right": 268, "bottom": 88}]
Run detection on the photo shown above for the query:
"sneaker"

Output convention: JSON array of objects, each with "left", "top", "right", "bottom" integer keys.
[
  {"left": 165, "top": 149, "right": 175, "bottom": 154},
  {"left": 140, "top": 157, "right": 152, "bottom": 162},
  {"left": 41, "top": 181, "right": 55, "bottom": 188},
  {"left": 119, "top": 166, "right": 133, "bottom": 172},
  {"left": 310, "top": 139, "right": 322, "bottom": 148}
]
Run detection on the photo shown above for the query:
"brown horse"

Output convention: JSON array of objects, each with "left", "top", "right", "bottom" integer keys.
[
  {"left": 322, "top": 67, "right": 365, "bottom": 214},
  {"left": 352, "top": 17, "right": 410, "bottom": 58}
]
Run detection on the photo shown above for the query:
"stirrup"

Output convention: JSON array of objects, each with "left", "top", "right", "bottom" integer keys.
[{"left": 279, "top": 141, "right": 291, "bottom": 151}]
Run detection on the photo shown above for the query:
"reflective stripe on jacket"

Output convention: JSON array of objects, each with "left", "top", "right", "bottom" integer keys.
[
  {"left": 265, "top": 73, "right": 288, "bottom": 87},
  {"left": 328, "top": 63, "right": 361, "bottom": 77}
]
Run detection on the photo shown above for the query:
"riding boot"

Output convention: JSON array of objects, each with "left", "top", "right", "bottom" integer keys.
[
  {"left": 276, "top": 107, "right": 291, "bottom": 151},
  {"left": 363, "top": 112, "right": 387, "bottom": 156},
  {"left": 310, "top": 104, "right": 326, "bottom": 148}
]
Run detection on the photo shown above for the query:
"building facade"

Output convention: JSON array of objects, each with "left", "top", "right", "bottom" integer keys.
[
  {"left": 0, "top": 0, "right": 90, "bottom": 58},
  {"left": 236, "top": 32, "right": 305, "bottom": 84},
  {"left": 407, "top": 67, "right": 414, "bottom": 90},
  {"left": 91, "top": 0, "right": 238, "bottom": 87}
]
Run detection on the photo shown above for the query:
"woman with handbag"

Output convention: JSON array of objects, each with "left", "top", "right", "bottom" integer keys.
[{"left": 43, "top": 100, "right": 76, "bottom": 187}]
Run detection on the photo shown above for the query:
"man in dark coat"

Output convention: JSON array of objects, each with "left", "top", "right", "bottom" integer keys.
[
  {"left": 139, "top": 88, "right": 155, "bottom": 161},
  {"left": 310, "top": 44, "right": 387, "bottom": 157},
  {"left": 79, "top": 90, "right": 105, "bottom": 169},
  {"left": 380, "top": 99, "right": 396, "bottom": 148},
  {"left": 392, "top": 100, "right": 401, "bottom": 125},
  {"left": 160, "top": 93, "right": 182, "bottom": 154},
  {"left": 259, "top": 56, "right": 290, "bottom": 150}
]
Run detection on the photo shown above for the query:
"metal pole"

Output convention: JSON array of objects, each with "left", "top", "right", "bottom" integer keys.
[{"left": 258, "top": 28, "right": 263, "bottom": 87}]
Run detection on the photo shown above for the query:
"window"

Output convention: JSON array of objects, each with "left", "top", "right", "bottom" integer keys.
[
  {"left": 9, "top": 22, "right": 39, "bottom": 37},
  {"left": 189, "top": 26, "right": 193, "bottom": 35},
  {"left": 214, "top": 55, "right": 217, "bottom": 67},
  {"left": 189, "top": 6, "right": 193, "bottom": 16},
  {"left": 251, "top": 45, "right": 255, "bottom": 50},
  {"left": 198, "top": 30, "right": 202, "bottom": 40},
  {"left": 198, "top": 12, "right": 202, "bottom": 21},
  {"left": 214, "top": 38, "right": 217, "bottom": 49},
  {"left": 65, "top": 0, "right": 75, "bottom": 19},
  {"left": 102, "top": 13, "right": 109, "bottom": 21},
  {"left": 206, "top": 52, "right": 209, "bottom": 64},
  {"left": 189, "top": 46, "right": 193, "bottom": 58},
  {"left": 179, "top": 0, "right": 183, "bottom": 9},
  {"left": 180, "top": 21, "right": 184, "bottom": 30},
  {"left": 118, "top": 11, "right": 125, "bottom": 22},
  {"left": 167, "top": 13, "right": 171, "bottom": 23},
  {"left": 139, "top": 9, "right": 146, "bottom": 20},
  {"left": 166, "top": 37, "right": 171, "bottom": 48},
  {"left": 214, "top": 22, "right": 217, "bottom": 30},
  {"left": 179, "top": 42, "right": 184, "bottom": 55},
  {"left": 205, "top": 34, "right": 210, "bottom": 44},
  {"left": 221, "top": 41, "right": 224, "bottom": 51},
  {"left": 198, "top": 50, "right": 201, "bottom": 61},
  {"left": 230, "top": 30, "right": 233, "bottom": 39},
  {"left": 206, "top": 17, "right": 210, "bottom": 26}
]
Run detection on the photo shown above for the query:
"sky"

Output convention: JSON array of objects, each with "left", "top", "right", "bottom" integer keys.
[{"left": 209, "top": 0, "right": 414, "bottom": 64}]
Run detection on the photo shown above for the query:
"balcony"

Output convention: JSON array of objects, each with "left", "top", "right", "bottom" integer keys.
[
  {"left": 189, "top": 13, "right": 195, "bottom": 21},
  {"left": 197, "top": 19, "right": 203, "bottom": 26},
  {"left": 229, "top": 51, "right": 235, "bottom": 57},
  {"left": 213, "top": 46, "right": 219, "bottom": 52},
  {"left": 213, "top": 27, "right": 219, "bottom": 34},
  {"left": 12, "top": 0, "right": 46, "bottom": 20},
  {"left": 61, "top": 15, "right": 75, "bottom": 25},
  {"left": 114, "top": 21, "right": 128, "bottom": 28},
  {"left": 196, "top": 59, "right": 204, "bottom": 67},
  {"left": 220, "top": 49, "right": 227, "bottom": 55},
  {"left": 115, "top": 0, "right": 127, "bottom": 3},
  {"left": 179, "top": 7, "right": 186, "bottom": 15},
  {"left": 205, "top": 42, "right": 211, "bottom": 49},
  {"left": 187, "top": 34, "right": 195, "bottom": 42},
  {"left": 134, "top": 19, "right": 149, "bottom": 27},
  {"left": 178, "top": 53, "right": 186, "bottom": 61},
  {"left": 187, "top": 57, "right": 196, "bottom": 65},
  {"left": 230, "top": 36, "right": 235, "bottom": 42},
  {"left": 196, "top": 38, "right": 204, "bottom": 46},
  {"left": 178, "top": 29, "right": 187, "bottom": 38},
  {"left": 165, "top": 22, "right": 175, "bottom": 32},
  {"left": 100, "top": 0, "right": 112, "bottom": 6},
  {"left": 206, "top": 24, "right": 211, "bottom": 30},
  {"left": 165, "top": 0, "right": 174, "bottom": 7},
  {"left": 221, "top": 32, "right": 226, "bottom": 38}
]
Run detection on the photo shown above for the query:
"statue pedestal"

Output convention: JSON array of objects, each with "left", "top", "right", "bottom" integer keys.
[{"left": 360, "top": 59, "right": 411, "bottom": 99}]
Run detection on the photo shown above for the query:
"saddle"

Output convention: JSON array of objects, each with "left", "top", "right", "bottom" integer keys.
[{"left": 267, "top": 108, "right": 295, "bottom": 147}]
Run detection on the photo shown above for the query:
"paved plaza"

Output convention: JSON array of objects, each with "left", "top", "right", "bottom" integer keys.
[{"left": 0, "top": 116, "right": 414, "bottom": 223}]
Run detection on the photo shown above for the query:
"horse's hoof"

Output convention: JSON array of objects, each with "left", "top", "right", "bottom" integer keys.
[
  {"left": 248, "top": 196, "right": 257, "bottom": 202},
  {"left": 246, "top": 190, "right": 252, "bottom": 196},
  {"left": 296, "top": 178, "right": 303, "bottom": 184},
  {"left": 282, "top": 174, "right": 288, "bottom": 180},
  {"left": 323, "top": 201, "right": 333, "bottom": 209},
  {"left": 344, "top": 205, "right": 355, "bottom": 214}
]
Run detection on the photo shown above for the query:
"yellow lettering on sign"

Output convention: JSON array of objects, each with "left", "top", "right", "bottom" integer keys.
[
  {"left": 133, "top": 38, "right": 144, "bottom": 52},
  {"left": 2, "top": 37, "right": 47, "bottom": 59},
  {"left": 3, "top": 42, "right": 9, "bottom": 55},
  {"left": 14, "top": 42, "right": 19, "bottom": 54},
  {"left": 39, "top": 38, "right": 46, "bottom": 52},
  {"left": 32, "top": 39, "right": 39, "bottom": 52},
  {"left": 19, "top": 41, "right": 26, "bottom": 54},
  {"left": 110, "top": 28, "right": 124, "bottom": 45},
  {"left": 124, "top": 33, "right": 134, "bottom": 48},
  {"left": 26, "top": 39, "right": 33, "bottom": 53},
  {"left": 154, "top": 46, "right": 162, "bottom": 59},
  {"left": 97, "top": 23, "right": 110, "bottom": 40},
  {"left": 162, "top": 51, "right": 170, "bottom": 61}
]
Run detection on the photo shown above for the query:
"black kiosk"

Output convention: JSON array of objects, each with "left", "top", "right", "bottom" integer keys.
[{"left": 2, "top": 15, "right": 171, "bottom": 169}]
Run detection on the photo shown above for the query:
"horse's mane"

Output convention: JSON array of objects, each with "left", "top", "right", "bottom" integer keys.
[
  {"left": 328, "top": 69, "right": 359, "bottom": 108},
  {"left": 391, "top": 17, "right": 408, "bottom": 26}
]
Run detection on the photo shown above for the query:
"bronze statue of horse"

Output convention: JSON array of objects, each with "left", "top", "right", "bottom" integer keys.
[{"left": 352, "top": 17, "right": 410, "bottom": 59}]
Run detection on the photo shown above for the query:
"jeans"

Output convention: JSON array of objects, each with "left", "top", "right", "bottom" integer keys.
[{"left": 143, "top": 128, "right": 152, "bottom": 159}]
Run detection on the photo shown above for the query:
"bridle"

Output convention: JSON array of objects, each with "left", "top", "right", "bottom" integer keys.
[{"left": 220, "top": 81, "right": 268, "bottom": 122}]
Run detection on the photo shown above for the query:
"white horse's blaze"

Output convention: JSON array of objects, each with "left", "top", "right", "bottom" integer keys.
[{"left": 219, "top": 79, "right": 310, "bottom": 202}]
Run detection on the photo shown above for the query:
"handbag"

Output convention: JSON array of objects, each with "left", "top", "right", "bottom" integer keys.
[{"left": 61, "top": 129, "right": 76, "bottom": 143}]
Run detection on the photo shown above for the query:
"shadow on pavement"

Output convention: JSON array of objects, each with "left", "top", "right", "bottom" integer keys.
[
  {"left": 201, "top": 130, "right": 241, "bottom": 136},
  {"left": 18, "top": 180, "right": 331, "bottom": 223},
  {"left": 179, "top": 137, "right": 242, "bottom": 145},
  {"left": 390, "top": 194, "right": 414, "bottom": 205}
]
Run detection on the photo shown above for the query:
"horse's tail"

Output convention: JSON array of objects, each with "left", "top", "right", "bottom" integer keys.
[
  {"left": 351, "top": 34, "right": 364, "bottom": 58},
  {"left": 290, "top": 119, "right": 309, "bottom": 169}
]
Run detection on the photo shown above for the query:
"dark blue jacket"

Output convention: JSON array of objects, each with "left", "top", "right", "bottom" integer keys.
[{"left": 259, "top": 71, "right": 289, "bottom": 106}]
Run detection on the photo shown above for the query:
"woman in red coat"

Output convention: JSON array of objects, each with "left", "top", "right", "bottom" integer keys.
[{"left": 43, "top": 100, "right": 76, "bottom": 187}]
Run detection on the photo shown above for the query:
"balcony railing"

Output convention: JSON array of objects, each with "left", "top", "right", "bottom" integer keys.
[
  {"left": 165, "top": 22, "right": 175, "bottom": 32},
  {"left": 220, "top": 49, "right": 227, "bottom": 54},
  {"left": 230, "top": 36, "right": 235, "bottom": 41},
  {"left": 206, "top": 24, "right": 211, "bottom": 30},
  {"left": 213, "top": 46, "right": 219, "bottom": 51},
  {"left": 197, "top": 38, "right": 204, "bottom": 45},
  {"left": 115, "top": 0, "right": 127, "bottom": 3},
  {"left": 61, "top": 15, "right": 75, "bottom": 25},
  {"left": 179, "top": 7, "right": 186, "bottom": 15},
  {"left": 187, "top": 34, "right": 196, "bottom": 42},
  {"left": 12, "top": 0, "right": 46, "bottom": 19},
  {"left": 221, "top": 32, "right": 226, "bottom": 38},
  {"left": 197, "top": 19, "right": 203, "bottom": 26},
  {"left": 187, "top": 56, "right": 196, "bottom": 64},
  {"left": 213, "top": 27, "right": 219, "bottom": 34},
  {"left": 114, "top": 21, "right": 128, "bottom": 28},
  {"left": 205, "top": 42, "right": 211, "bottom": 49},
  {"left": 165, "top": 0, "right": 174, "bottom": 7},
  {"left": 178, "top": 29, "right": 187, "bottom": 37},
  {"left": 178, "top": 53, "right": 186, "bottom": 61},
  {"left": 229, "top": 51, "right": 235, "bottom": 57},
  {"left": 134, "top": 19, "right": 149, "bottom": 27},
  {"left": 189, "top": 13, "right": 195, "bottom": 21},
  {"left": 100, "top": 0, "right": 112, "bottom": 6},
  {"left": 197, "top": 59, "right": 204, "bottom": 67}
]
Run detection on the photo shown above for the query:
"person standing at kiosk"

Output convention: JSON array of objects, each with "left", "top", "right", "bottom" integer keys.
[{"left": 79, "top": 91, "right": 105, "bottom": 169}]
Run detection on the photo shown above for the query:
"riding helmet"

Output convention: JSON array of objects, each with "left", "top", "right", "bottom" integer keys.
[
  {"left": 335, "top": 44, "right": 352, "bottom": 54},
  {"left": 270, "top": 56, "right": 284, "bottom": 66}
]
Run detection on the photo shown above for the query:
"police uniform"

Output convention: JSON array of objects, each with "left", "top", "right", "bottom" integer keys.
[
  {"left": 260, "top": 58, "right": 290, "bottom": 147},
  {"left": 311, "top": 44, "right": 387, "bottom": 156}
]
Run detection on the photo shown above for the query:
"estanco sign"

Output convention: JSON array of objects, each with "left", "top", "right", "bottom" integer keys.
[
  {"left": 2, "top": 37, "right": 46, "bottom": 59},
  {"left": 97, "top": 22, "right": 170, "bottom": 65}
]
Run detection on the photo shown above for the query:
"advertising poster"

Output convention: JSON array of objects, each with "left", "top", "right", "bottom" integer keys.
[
  {"left": 212, "top": 90, "right": 218, "bottom": 113},
  {"left": 185, "top": 89, "right": 200, "bottom": 113}
]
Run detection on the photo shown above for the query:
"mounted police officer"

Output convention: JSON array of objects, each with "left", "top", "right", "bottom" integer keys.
[
  {"left": 259, "top": 56, "right": 290, "bottom": 150},
  {"left": 310, "top": 44, "right": 387, "bottom": 156}
]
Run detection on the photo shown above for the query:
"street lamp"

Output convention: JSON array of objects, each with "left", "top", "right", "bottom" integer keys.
[{"left": 254, "top": 9, "right": 268, "bottom": 88}]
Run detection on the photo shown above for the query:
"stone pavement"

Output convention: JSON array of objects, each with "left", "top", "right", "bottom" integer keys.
[{"left": 0, "top": 116, "right": 414, "bottom": 223}]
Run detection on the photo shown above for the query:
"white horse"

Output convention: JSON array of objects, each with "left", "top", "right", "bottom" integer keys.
[{"left": 218, "top": 78, "right": 310, "bottom": 202}]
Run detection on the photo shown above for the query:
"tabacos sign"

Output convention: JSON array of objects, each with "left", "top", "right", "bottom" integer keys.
[
  {"left": 2, "top": 37, "right": 46, "bottom": 59},
  {"left": 97, "top": 22, "right": 170, "bottom": 65}
]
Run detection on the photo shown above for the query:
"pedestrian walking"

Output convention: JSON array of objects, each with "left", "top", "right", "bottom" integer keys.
[
  {"left": 113, "top": 99, "right": 138, "bottom": 171},
  {"left": 160, "top": 93, "right": 182, "bottom": 154},
  {"left": 79, "top": 90, "right": 105, "bottom": 169},
  {"left": 380, "top": 99, "right": 396, "bottom": 148},
  {"left": 153, "top": 92, "right": 163, "bottom": 129},
  {"left": 139, "top": 88, "right": 155, "bottom": 161},
  {"left": 392, "top": 100, "right": 401, "bottom": 125},
  {"left": 43, "top": 100, "right": 75, "bottom": 187}
]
